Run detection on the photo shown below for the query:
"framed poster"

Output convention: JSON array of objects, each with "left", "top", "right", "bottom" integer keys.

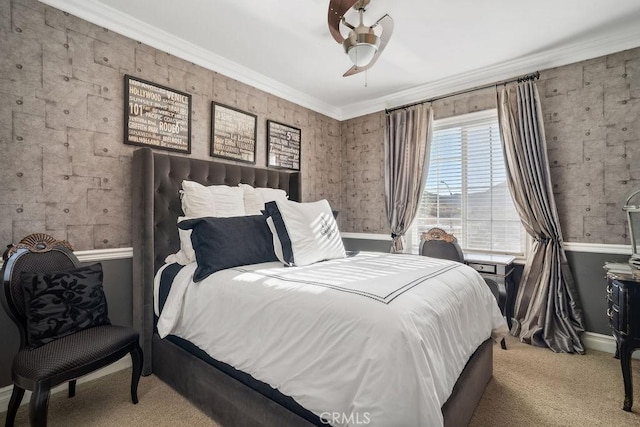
[
  {"left": 124, "top": 75, "right": 191, "bottom": 153},
  {"left": 267, "top": 120, "right": 301, "bottom": 170},
  {"left": 211, "top": 102, "right": 257, "bottom": 164}
]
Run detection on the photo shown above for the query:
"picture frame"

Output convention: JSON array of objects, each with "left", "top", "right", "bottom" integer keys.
[
  {"left": 267, "top": 120, "right": 301, "bottom": 171},
  {"left": 211, "top": 102, "right": 257, "bottom": 164},
  {"left": 124, "top": 75, "right": 191, "bottom": 153}
]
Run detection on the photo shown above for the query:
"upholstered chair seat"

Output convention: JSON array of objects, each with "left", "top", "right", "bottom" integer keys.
[{"left": 12, "top": 325, "right": 139, "bottom": 382}]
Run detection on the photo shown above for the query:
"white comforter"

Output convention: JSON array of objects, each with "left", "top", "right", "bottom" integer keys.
[{"left": 155, "top": 252, "right": 507, "bottom": 427}]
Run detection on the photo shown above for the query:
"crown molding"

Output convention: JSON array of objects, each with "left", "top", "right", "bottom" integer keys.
[
  {"left": 341, "top": 23, "right": 640, "bottom": 119},
  {"left": 39, "top": 1, "right": 640, "bottom": 122},
  {"left": 38, "top": 0, "right": 342, "bottom": 120}
]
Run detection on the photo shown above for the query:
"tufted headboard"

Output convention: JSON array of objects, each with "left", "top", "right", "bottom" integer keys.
[{"left": 131, "top": 147, "right": 301, "bottom": 374}]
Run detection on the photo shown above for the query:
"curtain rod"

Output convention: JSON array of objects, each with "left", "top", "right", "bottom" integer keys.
[{"left": 384, "top": 71, "right": 540, "bottom": 114}]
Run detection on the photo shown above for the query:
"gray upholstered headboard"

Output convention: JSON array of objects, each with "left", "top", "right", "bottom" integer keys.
[{"left": 131, "top": 147, "right": 301, "bottom": 374}]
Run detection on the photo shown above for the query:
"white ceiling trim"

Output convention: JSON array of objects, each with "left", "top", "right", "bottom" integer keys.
[
  {"left": 38, "top": 0, "right": 343, "bottom": 119},
  {"left": 343, "top": 23, "right": 640, "bottom": 119},
  {"left": 39, "top": 0, "right": 640, "bottom": 122}
]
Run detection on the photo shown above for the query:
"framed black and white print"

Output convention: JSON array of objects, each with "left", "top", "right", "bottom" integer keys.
[
  {"left": 211, "top": 102, "right": 257, "bottom": 164},
  {"left": 124, "top": 75, "right": 191, "bottom": 153},
  {"left": 267, "top": 120, "right": 301, "bottom": 171}
]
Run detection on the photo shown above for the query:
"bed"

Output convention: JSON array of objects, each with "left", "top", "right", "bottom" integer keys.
[{"left": 131, "top": 147, "right": 506, "bottom": 426}]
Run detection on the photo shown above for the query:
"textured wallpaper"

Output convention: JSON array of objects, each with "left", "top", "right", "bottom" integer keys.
[
  {"left": 1, "top": 0, "right": 638, "bottom": 249},
  {"left": 340, "top": 48, "right": 640, "bottom": 245},
  {"left": 0, "top": 0, "right": 342, "bottom": 250}
]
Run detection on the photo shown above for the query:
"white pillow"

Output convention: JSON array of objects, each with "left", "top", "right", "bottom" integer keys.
[
  {"left": 255, "top": 187, "right": 288, "bottom": 204},
  {"left": 164, "top": 216, "right": 196, "bottom": 265},
  {"left": 264, "top": 199, "right": 345, "bottom": 266},
  {"left": 239, "top": 183, "right": 265, "bottom": 215},
  {"left": 181, "top": 180, "right": 245, "bottom": 217}
]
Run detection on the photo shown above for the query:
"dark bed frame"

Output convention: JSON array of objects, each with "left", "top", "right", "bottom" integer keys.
[{"left": 131, "top": 147, "right": 493, "bottom": 426}]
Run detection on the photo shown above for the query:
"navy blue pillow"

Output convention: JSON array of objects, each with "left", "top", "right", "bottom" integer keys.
[
  {"left": 263, "top": 201, "right": 294, "bottom": 265},
  {"left": 178, "top": 215, "right": 278, "bottom": 282},
  {"left": 20, "top": 263, "right": 111, "bottom": 348}
]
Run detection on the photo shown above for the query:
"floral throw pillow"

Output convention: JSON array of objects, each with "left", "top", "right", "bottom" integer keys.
[{"left": 20, "top": 263, "right": 111, "bottom": 348}]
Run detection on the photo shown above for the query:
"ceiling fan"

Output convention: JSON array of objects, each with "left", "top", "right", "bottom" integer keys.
[{"left": 328, "top": 0, "right": 393, "bottom": 77}]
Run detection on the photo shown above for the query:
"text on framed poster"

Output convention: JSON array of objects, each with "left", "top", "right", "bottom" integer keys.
[
  {"left": 211, "top": 102, "right": 256, "bottom": 164},
  {"left": 124, "top": 75, "right": 191, "bottom": 153},
  {"left": 267, "top": 120, "right": 301, "bottom": 170}
]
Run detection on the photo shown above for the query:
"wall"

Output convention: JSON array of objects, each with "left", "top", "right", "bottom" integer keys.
[
  {"left": 340, "top": 47, "right": 640, "bottom": 241},
  {"left": 1, "top": 0, "right": 637, "bottom": 388},
  {"left": 339, "top": 48, "right": 640, "bottom": 342},
  {"left": 340, "top": 86, "right": 498, "bottom": 233},
  {"left": 0, "top": 0, "right": 343, "bottom": 388},
  {"left": 541, "top": 51, "right": 640, "bottom": 243},
  {"left": 0, "top": 0, "right": 343, "bottom": 251}
]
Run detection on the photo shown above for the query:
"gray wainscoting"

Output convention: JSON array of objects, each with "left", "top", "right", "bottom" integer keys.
[
  {"left": 0, "top": 258, "right": 133, "bottom": 387},
  {"left": 566, "top": 251, "right": 629, "bottom": 336},
  {"left": 343, "top": 237, "right": 392, "bottom": 253}
]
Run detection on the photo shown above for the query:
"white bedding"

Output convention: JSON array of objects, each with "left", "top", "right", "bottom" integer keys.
[{"left": 155, "top": 252, "right": 507, "bottom": 427}]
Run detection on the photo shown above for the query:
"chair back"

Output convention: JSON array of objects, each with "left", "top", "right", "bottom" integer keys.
[
  {"left": 419, "top": 227, "right": 465, "bottom": 263},
  {"left": 1, "top": 233, "right": 79, "bottom": 348}
]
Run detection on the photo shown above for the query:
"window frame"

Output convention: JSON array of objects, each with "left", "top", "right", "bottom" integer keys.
[{"left": 408, "top": 109, "right": 528, "bottom": 257}]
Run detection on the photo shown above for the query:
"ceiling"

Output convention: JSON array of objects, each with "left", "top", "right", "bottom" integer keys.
[{"left": 41, "top": 0, "right": 640, "bottom": 120}]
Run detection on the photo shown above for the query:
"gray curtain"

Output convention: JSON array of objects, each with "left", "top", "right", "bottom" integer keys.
[
  {"left": 384, "top": 104, "right": 433, "bottom": 253},
  {"left": 497, "top": 81, "right": 585, "bottom": 354}
]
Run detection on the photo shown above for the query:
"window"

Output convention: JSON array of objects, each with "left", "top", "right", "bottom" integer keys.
[{"left": 408, "top": 109, "right": 526, "bottom": 255}]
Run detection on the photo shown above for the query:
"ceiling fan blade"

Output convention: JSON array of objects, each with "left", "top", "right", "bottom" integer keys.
[
  {"left": 343, "top": 14, "right": 393, "bottom": 77},
  {"left": 328, "top": 0, "right": 359, "bottom": 43}
]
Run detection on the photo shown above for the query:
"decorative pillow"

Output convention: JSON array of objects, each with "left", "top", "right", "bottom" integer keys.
[
  {"left": 165, "top": 216, "right": 197, "bottom": 265},
  {"left": 239, "top": 183, "right": 265, "bottom": 215},
  {"left": 255, "top": 187, "right": 288, "bottom": 204},
  {"left": 180, "top": 180, "right": 245, "bottom": 217},
  {"left": 20, "top": 263, "right": 111, "bottom": 348},
  {"left": 264, "top": 199, "right": 346, "bottom": 266},
  {"left": 178, "top": 215, "right": 278, "bottom": 282}
]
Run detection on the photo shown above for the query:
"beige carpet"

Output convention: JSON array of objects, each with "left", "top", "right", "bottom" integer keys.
[{"left": 4, "top": 335, "right": 640, "bottom": 426}]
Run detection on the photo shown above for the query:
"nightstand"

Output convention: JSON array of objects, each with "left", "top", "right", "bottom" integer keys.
[
  {"left": 464, "top": 253, "right": 516, "bottom": 330},
  {"left": 604, "top": 269, "right": 640, "bottom": 411}
]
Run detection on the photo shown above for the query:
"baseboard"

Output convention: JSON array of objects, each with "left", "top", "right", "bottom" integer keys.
[
  {"left": 0, "top": 356, "right": 132, "bottom": 414},
  {"left": 582, "top": 331, "right": 640, "bottom": 359}
]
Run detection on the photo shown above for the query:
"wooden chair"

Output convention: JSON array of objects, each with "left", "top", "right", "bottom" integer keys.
[
  {"left": 420, "top": 228, "right": 507, "bottom": 350},
  {"left": 419, "top": 227, "right": 465, "bottom": 262},
  {"left": 1, "top": 234, "right": 142, "bottom": 426}
]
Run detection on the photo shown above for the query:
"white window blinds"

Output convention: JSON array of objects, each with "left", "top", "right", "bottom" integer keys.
[{"left": 410, "top": 109, "right": 525, "bottom": 255}]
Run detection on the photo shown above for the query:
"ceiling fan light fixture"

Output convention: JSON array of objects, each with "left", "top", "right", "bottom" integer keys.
[
  {"left": 343, "top": 31, "right": 380, "bottom": 67},
  {"left": 328, "top": 0, "right": 392, "bottom": 76}
]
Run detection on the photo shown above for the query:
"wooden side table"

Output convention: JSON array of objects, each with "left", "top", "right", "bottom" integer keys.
[{"left": 464, "top": 253, "right": 516, "bottom": 331}]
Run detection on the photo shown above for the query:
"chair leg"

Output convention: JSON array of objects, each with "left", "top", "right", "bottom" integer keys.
[
  {"left": 5, "top": 385, "right": 25, "bottom": 427},
  {"left": 130, "top": 343, "right": 143, "bottom": 404},
  {"left": 68, "top": 380, "right": 76, "bottom": 398},
  {"left": 29, "top": 383, "right": 50, "bottom": 427}
]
